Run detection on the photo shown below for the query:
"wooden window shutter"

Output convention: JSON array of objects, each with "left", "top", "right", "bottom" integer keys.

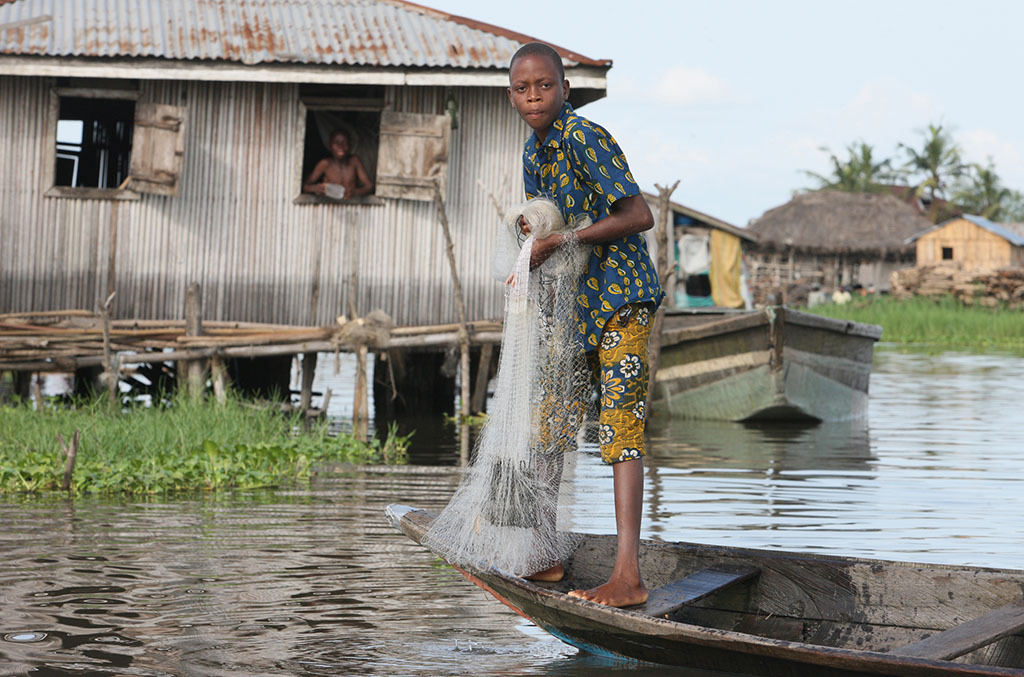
[
  {"left": 129, "top": 103, "right": 186, "bottom": 196},
  {"left": 376, "top": 111, "right": 450, "bottom": 201}
]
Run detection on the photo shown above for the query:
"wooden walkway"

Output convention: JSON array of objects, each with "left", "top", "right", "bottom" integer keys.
[{"left": 0, "top": 310, "right": 502, "bottom": 373}]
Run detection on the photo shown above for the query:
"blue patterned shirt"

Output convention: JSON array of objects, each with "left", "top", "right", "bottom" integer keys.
[{"left": 522, "top": 102, "right": 664, "bottom": 350}]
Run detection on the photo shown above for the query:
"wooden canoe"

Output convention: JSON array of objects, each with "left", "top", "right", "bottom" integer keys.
[
  {"left": 654, "top": 306, "right": 883, "bottom": 422},
  {"left": 388, "top": 504, "right": 1024, "bottom": 676}
]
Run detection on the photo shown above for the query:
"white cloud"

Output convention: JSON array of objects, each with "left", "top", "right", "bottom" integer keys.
[
  {"left": 652, "top": 65, "right": 734, "bottom": 105},
  {"left": 961, "top": 129, "right": 1023, "bottom": 170},
  {"left": 836, "top": 80, "right": 940, "bottom": 138}
]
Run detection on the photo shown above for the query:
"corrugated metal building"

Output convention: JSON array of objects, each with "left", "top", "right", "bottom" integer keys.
[{"left": 0, "top": 0, "right": 611, "bottom": 326}]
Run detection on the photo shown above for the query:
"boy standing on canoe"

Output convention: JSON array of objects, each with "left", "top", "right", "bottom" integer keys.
[{"left": 507, "top": 42, "right": 664, "bottom": 607}]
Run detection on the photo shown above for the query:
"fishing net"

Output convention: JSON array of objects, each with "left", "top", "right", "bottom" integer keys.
[{"left": 423, "top": 198, "right": 591, "bottom": 577}]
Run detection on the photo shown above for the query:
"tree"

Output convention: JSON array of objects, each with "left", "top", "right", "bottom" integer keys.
[
  {"left": 804, "top": 141, "right": 895, "bottom": 193},
  {"left": 898, "top": 123, "right": 964, "bottom": 220},
  {"left": 952, "top": 160, "right": 1017, "bottom": 221},
  {"left": 1004, "top": 191, "right": 1024, "bottom": 222}
]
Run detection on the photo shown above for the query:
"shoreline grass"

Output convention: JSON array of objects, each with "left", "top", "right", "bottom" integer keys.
[
  {"left": 0, "top": 394, "right": 410, "bottom": 495},
  {"left": 803, "top": 295, "right": 1024, "bottom": 348}
]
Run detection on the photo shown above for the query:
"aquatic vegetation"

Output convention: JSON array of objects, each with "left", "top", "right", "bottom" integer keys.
[
  {"left": 0, "top": 394, "right": 410, "bottom": 495},
  {"left": 442, "top": 412, "right": 488, "bottom": 426},
  {"left": 805, "top": 294, "right": 1024, "bottom": 348}
]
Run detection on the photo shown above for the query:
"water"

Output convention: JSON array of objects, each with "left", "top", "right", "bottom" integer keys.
[{"left": 2, "top": 345, "right": 1024, "bottom": 675}]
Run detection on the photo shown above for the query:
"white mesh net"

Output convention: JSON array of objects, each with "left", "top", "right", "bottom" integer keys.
[{"left": 423, "top": 199, "right": 591, "bottom": 577}]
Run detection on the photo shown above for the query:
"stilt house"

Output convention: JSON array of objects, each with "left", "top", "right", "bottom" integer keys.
[
  {"left": 0, "top": 0, "right": 611, "bottom": 327},
  {"left": 745, "top": 191, "right": 934, "bottom": 294}
]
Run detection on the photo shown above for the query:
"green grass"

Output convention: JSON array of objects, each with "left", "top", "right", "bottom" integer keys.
[
  {"left": 0, "top": 394, "right": 410, "bottom": 495},
  {"left": 803, "top": 295, "right": 1024, "bottom": 348}
]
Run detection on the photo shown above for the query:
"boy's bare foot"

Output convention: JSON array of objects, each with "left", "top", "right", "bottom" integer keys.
[
  {"left": 568, "top": 578, "right": 648, "bottom": 607},
  {"left": 525, "top": 563, "right": 564, "bottom": 582}
]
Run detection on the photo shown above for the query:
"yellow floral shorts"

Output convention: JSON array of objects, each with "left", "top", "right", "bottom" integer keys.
[{"left": 588, "top": 303, "right": 653, "bottom": 464}]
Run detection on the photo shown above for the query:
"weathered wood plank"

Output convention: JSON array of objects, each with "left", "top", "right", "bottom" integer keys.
[
  {"left": 784, "top": 308, "right": 883, "bottom": 340},
  {"left": 376, "top": 111, "right": 450, "bottom": 201},
  {"left": 130, "top": 103, "right": 186, "bottom": 196},
  {"left": 660, "top": 311, "right": 770, "bottom": 346},
  {"left": 639, "top": 565, "right": 760, "bottom": 618},
  {"left": 890, "top": 601, "right": 1024, "bottom": 661}
]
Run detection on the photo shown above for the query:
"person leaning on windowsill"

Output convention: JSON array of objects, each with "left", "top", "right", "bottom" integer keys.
[{"left": 302, "top": 129, "right": 373, "bottom": 200}]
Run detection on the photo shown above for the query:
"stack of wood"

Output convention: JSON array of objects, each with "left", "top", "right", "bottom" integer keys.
[
  {"left": 890, "top": 266, "right": 1024, "bottom": 308},
  {"left": 0, "top": 311, "right": 332, "bottom": 371}
]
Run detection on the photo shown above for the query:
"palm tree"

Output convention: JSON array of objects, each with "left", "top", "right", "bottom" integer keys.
[
  {"left": 953, "top": 161, "right": 1015, "bottom": 221},
  {"left": 898, "top": 123, "right": 964, "bottom": 221},
  {"left": 804, "top": 142, "right": 894, "bottom": 193}
]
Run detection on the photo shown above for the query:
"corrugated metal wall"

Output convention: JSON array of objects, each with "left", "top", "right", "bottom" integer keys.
[{"left": 0, "top": 75, "right": 529, "bottom": 326}]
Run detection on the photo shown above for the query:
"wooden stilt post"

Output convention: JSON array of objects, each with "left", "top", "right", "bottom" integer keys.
[
  {"left": 57, "top": 429, "right": 80, "bottom": 492},
  {"left": 32, "top": 373, "right": 43, "bottom": 410},
  {"left": 321, "top": 387, "right": 332, "bottom": 417},
  {"left": 432, "top": 182, "right": 472, "bottom": 461},
  {"left": 184, "top": 283, "right": 205, "bottom": 399},
  {"left": 353, "top": 344, "right": 369, "bottom": 441},
  {"left": 12, "top": 371, "right": 31, "bottom": 400},
  {"left": 98, "top": 291, "right": 118, "bottom": 408},
  {"left": 470, "top": 343, "right": 493, "bottom": 414},
  {"left": 300, "top": 351, "right": 317, "bottom": 415},
  {"left": 648, "top": 181, "right": 680, "bottom": 417},
  {"left": 211, "top": 356, "right": 227, "bottom": 404},
  {"left": 460, "top": 419, "right": 470, "bottom": 466}
]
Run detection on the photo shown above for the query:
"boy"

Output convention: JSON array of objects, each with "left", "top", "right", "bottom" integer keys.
[
  {"left": 303, "top": 129, "right": 374, "bottom": 199},
  {"left": 508, "top": 42, "right": 663, "bottom": 607}
]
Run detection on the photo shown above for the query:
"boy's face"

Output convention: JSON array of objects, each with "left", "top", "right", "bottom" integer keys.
[
  {"left": 507, "top": 54, "right": 569, "bottom": 141},
  {"left": 329, "top": 133, "right": 350, "bottom": 159}
]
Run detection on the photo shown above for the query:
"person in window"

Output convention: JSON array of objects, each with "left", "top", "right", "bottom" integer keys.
[{"left": 303, "top": 129, "right": 373, "bottom": 200}]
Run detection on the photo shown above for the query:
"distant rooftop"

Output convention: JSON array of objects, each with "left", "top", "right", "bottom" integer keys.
[
  {"left": 748, "top": 190, "right": 934, "bottom": 255},
  {"left": 907, "top": 214, "right": 1024, "bottom": 247}
]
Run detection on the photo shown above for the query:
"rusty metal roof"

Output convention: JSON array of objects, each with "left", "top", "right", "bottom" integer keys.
[{"left": 0, "top": 0, "right": 610, "bottom": 70}]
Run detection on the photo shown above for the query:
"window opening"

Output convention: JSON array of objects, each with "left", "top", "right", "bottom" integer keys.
[
  {"left": 301, "top": 108, "right": 380, "bottom": 200},
  {"left": 55, "top": 97, "right": 134, "bottom": 188},
  {"left": 942, "top": 246, "right": 953, "bottom": 260}
]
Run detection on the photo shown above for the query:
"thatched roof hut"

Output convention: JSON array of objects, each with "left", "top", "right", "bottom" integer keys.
[{"left": 748, "top": 191, "right": 935, "bottom": 258}]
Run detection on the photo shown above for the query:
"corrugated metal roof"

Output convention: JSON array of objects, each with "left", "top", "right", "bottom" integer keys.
[
  {"left": 0, "top": 0, "right": 609, "bottom": 69},
  {"left": 962, "top": 214, "right": 1024, "bottom": 247}
]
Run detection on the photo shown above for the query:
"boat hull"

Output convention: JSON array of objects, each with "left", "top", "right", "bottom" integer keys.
[
  {"left": 388, "top": 504, "right": 1024, "bottom": 677},
  {"left": 654, "top": 307, "right": 882, "bottom": 422}
]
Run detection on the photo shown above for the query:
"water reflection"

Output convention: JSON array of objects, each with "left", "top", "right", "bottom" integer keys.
[{"left": 2, "top": 346, "right": 1024, "bottom": 675}]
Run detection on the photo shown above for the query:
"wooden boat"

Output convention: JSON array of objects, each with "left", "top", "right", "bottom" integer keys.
[
  {"left": 654, "top": 306, "right": 883, "bottom": 422},
  {"left": 387, "top": 504, "right": 1024, "bottom": 676}
]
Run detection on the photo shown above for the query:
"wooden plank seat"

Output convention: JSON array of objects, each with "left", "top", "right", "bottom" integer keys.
[
  {"left": 891, "top": 601, "right": 1024, "bottom": 661},
  {"left": 639, "top": 564, "right": 761, "bottom": 618}
]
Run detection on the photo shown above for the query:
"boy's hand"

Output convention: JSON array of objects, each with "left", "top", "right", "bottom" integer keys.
[
  {"left": 311, "top": 183, "right": 327, "bottom": 196},
  {"left": 530, "top": 233, "right": 567, "bottom": 269}
]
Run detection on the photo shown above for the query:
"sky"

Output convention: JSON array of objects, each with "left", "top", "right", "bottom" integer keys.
[{"left": 424, "top": 0, "right": 1024, "bottom": 227}]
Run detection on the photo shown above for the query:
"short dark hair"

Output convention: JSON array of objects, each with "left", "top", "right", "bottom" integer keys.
[{"left": 509, "top": 42, "right": 564, "bottom": 81}]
